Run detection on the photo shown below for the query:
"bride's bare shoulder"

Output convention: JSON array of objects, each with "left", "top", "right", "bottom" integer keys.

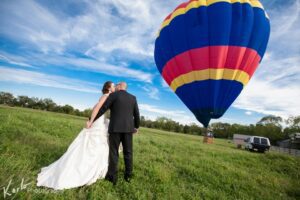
[
  {"left": 101, "top": 92, "right": 117, "bottom": 100},
  {"left": 98, "top": 93, "right": 109, "bottom": 102}
]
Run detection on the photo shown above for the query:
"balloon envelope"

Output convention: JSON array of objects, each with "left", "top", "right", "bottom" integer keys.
[{"left": 154, "top": 0, "right": 270, "bottom": 127}]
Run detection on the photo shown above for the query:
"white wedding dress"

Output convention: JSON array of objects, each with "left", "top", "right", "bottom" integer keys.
[{"left": 36, "top": 114, "right": 110, "bottom": 190}]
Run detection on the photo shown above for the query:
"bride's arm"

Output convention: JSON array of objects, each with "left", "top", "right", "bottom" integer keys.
[{"left": 87, "top": 95, "right": 108, "bottom": 126}]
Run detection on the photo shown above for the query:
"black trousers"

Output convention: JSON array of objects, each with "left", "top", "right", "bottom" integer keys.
[{"left": 106, "top": 132, "right": 133, "bottom": 181}]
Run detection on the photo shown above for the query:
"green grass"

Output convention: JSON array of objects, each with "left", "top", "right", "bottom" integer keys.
[{"left": 0, "top": 105, "right": 299, "bottom": 200}]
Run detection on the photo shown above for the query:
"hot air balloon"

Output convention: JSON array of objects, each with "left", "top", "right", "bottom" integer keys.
[{"left": 154, "top": 0, "right": 270, "bottom": 128}]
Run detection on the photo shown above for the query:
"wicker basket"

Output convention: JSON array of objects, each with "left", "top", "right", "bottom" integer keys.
[{"left": 203, "top": 136, "right": 214, "bottom": 144}]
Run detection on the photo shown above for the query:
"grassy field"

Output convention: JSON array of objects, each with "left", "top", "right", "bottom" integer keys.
[{"left": 0, "top": 105, "right": 299, "bottom": 200}]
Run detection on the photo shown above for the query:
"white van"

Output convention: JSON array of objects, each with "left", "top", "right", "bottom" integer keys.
[{"left": 244, "top": 136, "right": 271, "bottom": 153}]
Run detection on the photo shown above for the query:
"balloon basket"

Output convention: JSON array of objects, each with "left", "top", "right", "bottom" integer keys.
[{"left": 203, "top": 136, "right": 214, "bottom": 144}]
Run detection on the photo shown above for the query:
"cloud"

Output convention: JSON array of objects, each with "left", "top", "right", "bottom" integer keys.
[
  {"left": 0, "top": 53, "right": 36, "bottom": 68},
  {"left": 233, "top": 0, "right": 300, "bottom": 118},
  {"left": 0, "top": 0, "right": 161, "bottom": 83},
  {"left": 263, "top": 0, "right": 300, "bottom": 57},
  {"left": 0, "top": 0, "right": 180, "bottom": 59},
  {"left": 139, "top": 104, "right": 184, "bottom": 116},
  {"left": 50, "top": 56, "right": 154, "bottom": 83},
  {"left": 0, "top": 52, "right": 153, "bottom": 83},
  {"left": 234, "top": 77, "right": 300, "bottom": 118},
  {"left": 0, "top": 66, "right": 101, "bottom": 93},
  {"left": 160, "top": 77, "right": 169, "bottom": 88},
  {"left": 84, "top": 0, "right": 181, "bottom": 60},
  {"left": 159, "top": 76, "right": 175, "bottom": 94},
  {"left": 139, "top": 103, "right": 199, "bottom": 125},
  {"left": 0, "top": 0, "right": 69, "bottom": 54},
  {"left": 140, "top": 85, "right": 160, "bottom": 100},
  {"left": 245, "top": 111, "right": 253, "bottom": 116},
  {"left": 267, "top": 0, "right": 300, "bottom": 42}
]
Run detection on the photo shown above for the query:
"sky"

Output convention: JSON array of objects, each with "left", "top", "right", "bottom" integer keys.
[{"left": 0, "top": 0, "right": 299, "bottom": 126}]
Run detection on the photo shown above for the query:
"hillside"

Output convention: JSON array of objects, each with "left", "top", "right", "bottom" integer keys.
[{"left": 0, "top": 105, "right": 299, "bottom": 200}]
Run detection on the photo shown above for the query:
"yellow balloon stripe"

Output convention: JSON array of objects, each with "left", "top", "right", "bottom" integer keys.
[
  {"left": 170, "top": 68, "right": 250, "bottom": 92},
  {"left": 157, "top": 0, "right": 267, "bottom": 37}
]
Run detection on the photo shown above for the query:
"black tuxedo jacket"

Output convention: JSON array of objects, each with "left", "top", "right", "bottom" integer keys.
[{"left": 93, "top": 90, "right": 140, "bottom": 133}]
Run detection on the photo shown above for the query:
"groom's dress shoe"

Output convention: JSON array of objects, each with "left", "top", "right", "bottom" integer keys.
[
  {"left": 124, "top": 174, "right": 132, "bottom": 183},
  {"left": 105, "top": 175, "right": 117, "bottom": 186}
]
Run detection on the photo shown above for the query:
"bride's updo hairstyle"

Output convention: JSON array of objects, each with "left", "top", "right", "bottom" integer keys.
[{"left": 102, "top": 81, "right": 113, "bottom": 94}]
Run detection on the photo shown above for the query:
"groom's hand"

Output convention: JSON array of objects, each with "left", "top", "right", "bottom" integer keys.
[{"left": 133, "top": 128, "right": 138, "bottom": 134}]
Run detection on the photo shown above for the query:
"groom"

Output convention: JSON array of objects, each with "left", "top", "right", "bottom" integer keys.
[{"left": 92, "top": 82, "right": 140, "bottom": 185}]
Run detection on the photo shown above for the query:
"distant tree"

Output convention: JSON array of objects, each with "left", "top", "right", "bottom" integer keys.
[
  {"left": 210, "top": 122, "right": 231, "bottom": 138},
  {"left": 255, "top": 124, "right": 285, "bottom": 144},
  {"left": 0, "top": 92, "right": 15, "bottom": 105},
  {"left": 257, "top": 115, "right": 283, "bottom": 128},
  {"left": 156, "top": 117, "right": 168, "bottom": 129},
  {"left": 42, "top": 98, "right": 57, "bottom": 111},
  {"left": 145, "top": 119, "right": 153, "bottom": 128},
  {"left": 16, "top": 95, "right": 34, "bottom": 108},
  {"left": 73, "top": 109, "right": 82, "bottom": 116},
  {"left": 164, "top": 118, "right": 175, "bottom": 131},
  {"left": 140, "top": 116, "right": 146, "bottom": 127},
  {"left": 189, "top": 123, "right": 201, "bottom": 135},
  {"left": 60, "top": 104, "right": 74, "bottom": 114},
  {"left": 183, "top": 125, "right": 190, "bottom": 134},
  {"left": 30, "top": 97, "right": 43, "bottom": 109},
  {"left": 53, "top": 105, "right": 63, "bottom": 113},
  {"left": 174, "top": 122, "right": 183, "bottom": 133},
  {"left": 284, "top": 116, "right": 300, "bottom": 137},
  {"left": 82, "top": 108, "right": 92, "bottom": 118},
  {"left": 228, "top": 123, "right": 254, "bottom": 138},
  {"left": 255, "top": 115, "right": 285, "bottom": 144},
  {"left": 1, "top": 90, "right": 299, "bottom": 143}
]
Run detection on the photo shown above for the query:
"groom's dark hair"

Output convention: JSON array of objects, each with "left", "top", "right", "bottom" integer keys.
[{"left": 102, "top": 81, "right": 113, "bottom": 94}]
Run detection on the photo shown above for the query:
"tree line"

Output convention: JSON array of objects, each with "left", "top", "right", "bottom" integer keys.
[
  {"left": 0, "top": 91, "right": 93, "bottom": 117},
  {"left": 140, "top": 116, "right": 205, "bottom": 135},
  {"left": 1, "top": 91, "right": 299, "bottom": 145},
  {"left": 141, "top": 115, "right": 300, "bottom": 145}
]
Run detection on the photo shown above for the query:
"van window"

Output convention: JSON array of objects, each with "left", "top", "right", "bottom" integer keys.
[
  {"left": 254, "top": 137, "right": 260, "bottom": 144},
  {"left": 261, "top": 138, "right": 268, "bottom": 145}
]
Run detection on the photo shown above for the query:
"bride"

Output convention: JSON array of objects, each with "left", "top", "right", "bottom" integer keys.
[{"left": 36, "top": 81, "right": 117, "bottom": 190}]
